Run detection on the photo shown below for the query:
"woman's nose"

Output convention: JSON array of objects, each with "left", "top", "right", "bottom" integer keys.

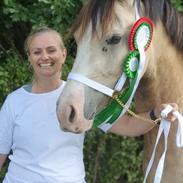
[{"left": 41, "top": 51, "right": 49, "bottom": 60}]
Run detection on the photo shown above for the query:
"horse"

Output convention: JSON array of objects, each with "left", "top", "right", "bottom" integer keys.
[{"left": 56, "top": 0, "right": 183, "bottom": 182}]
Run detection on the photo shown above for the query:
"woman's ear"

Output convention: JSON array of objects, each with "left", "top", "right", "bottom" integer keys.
[
  {"left": 27, "top": 52, "right": 33, "bottom": 66},
  {"left": 62, "top": 48, "right": 67, "bottom": 64},
  {"left": 27, "top": 54, "right": 31, "bottom": 63},
  {"left": 27, "top": 56, "right": 33, "bottom": 70}
]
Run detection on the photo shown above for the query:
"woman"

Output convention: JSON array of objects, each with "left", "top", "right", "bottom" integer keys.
[{"left": 0, "top": 27, "right": 86, "bottom": 183}]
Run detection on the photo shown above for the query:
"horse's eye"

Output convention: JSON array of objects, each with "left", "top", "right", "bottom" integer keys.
[{"left": 106, "top": 35, "right": 122, "bottom": 45}]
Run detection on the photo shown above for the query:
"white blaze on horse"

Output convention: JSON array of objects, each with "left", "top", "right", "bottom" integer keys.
[{"left": 57, "top": 0, "right": 183, "bottom": 182}]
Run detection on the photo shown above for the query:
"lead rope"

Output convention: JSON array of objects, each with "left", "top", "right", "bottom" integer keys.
[
  {"left": 112, "top": 94, "right": 161, "bottom": 125},
  {"left": 142, "top": 105, "right": 183, "bottom": 183}
]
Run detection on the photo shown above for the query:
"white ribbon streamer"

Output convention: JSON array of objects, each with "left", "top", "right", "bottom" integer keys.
[
  {"left": 114, "top": 73, "right": 127, "bottom": 91},
  {"left": 143, "top": 105, "right": 183, "bottom": 183}
]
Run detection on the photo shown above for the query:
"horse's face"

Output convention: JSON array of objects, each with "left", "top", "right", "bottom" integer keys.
[{"left": 57, "top": 1, "right": 146, "bottom": 133}]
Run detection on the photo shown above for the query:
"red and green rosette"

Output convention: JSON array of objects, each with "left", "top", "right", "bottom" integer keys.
[
  {"left": 123, "top": 50, "right": 139, "bottom": 79},
  {"left": 128, "top": 17, "right": 153, "bottom": 51}
]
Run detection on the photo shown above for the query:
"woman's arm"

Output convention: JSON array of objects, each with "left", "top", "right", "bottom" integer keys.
[
  {"left": 0, "top": 154, "right": 7, "bottom": 171},
  {"left": 108, "top": 103, "right": 178, "bottom": 137},
  {"left": 108, "top": 112, "right": 155, "bottom": 136}
]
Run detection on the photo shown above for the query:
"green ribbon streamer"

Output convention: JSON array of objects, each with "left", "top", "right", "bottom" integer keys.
[{"left": 93, "top": 64, "right": 139, "bottom": 128}]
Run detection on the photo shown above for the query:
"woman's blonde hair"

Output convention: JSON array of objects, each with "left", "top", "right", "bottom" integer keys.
[{"left": 24, "top": 26, "right": 65, "bottom": 55}]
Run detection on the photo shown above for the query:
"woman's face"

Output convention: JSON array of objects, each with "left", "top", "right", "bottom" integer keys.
[{"left": 28, "top": 32, "right": 67, "bottom": 79}]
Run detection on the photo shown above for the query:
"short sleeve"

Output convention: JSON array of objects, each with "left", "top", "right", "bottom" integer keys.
[{"left": 0, "top": 96, "right": 14, "bottom": 154}]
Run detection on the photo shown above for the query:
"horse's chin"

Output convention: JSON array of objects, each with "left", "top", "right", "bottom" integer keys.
[{"left": 58, "top": 118, "right": 93, "bottom": 134}]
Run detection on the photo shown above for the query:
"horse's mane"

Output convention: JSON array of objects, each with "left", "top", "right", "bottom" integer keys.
[
  {"left": 72, "top": 0, "right": 183, "bottom": 52},
  {"left": 142, "top": 0, "right": 183, "bottom": 51}
]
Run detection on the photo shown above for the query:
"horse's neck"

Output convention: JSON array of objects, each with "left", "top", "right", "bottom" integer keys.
[
  {"left": 135, "top": 23, "right": 183, "bottom": 113},
  {"left": 137, "top": 24, "right": 183, "bottom": 182}
]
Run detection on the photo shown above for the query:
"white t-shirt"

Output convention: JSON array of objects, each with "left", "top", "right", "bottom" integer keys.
[{"left": 0, "top": 82, "right": 86, "bottom": 183}]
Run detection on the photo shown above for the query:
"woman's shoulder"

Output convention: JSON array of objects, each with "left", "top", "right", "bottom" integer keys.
[
  {"left": 5, "top": 85, "right": 28, "bottom": 103},
  {"left": 6, "top": 81, "right": 66, "bottom": 102},
  {"left": 8, "top": 85, "right": 26, "bottom": 96}
]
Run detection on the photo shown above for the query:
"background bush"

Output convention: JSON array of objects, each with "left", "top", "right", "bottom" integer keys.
[{"left": 0, "top": 0, "right": 182, "bottom": 182}]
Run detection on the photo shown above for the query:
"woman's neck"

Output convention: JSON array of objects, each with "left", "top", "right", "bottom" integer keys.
[{"left": 32, "top": 77, "right": 62, "bottom": 93}]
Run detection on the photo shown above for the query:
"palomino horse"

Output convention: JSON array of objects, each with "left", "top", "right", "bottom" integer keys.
[{"left": 57, "top": 0, "right": 183, "bottom": 182}]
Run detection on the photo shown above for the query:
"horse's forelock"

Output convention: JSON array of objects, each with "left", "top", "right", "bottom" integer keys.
[
  {"left": 72, "top": 0, "right": 183, "bottom": 52},
  {"left": 71, "top": 0, "right": 119, "bottom": 40}
]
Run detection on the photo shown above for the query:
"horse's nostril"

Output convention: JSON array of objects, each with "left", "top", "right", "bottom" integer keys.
[
  {"left": 75, "top": 127, "right": 80, "bottom": 131},
  {"left": 69, "top": 105, "right": 76, "bottom": 123}
]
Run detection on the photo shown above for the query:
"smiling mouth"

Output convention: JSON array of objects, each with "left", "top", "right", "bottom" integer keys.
[{"left": 39, "top": 63, "right": 54, "bottom": 67}]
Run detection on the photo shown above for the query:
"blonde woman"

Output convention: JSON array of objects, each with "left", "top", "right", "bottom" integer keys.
[{"left": 0, "top": 27, "right": 86, "bottom": 183}]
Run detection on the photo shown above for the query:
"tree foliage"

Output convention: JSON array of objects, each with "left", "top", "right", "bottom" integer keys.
[
  {"left": 0, "top": 0, "right": 183, "bottom": 182},
  {"left": 171, "top": 0, "right": 183, "bottom": 11}
]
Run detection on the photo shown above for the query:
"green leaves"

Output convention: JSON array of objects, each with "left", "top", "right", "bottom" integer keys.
[
  {"left": 0, "top": 53, "right": 31, "bottom": 104},
  {"left": 84, "top": 131, "right": 144, "bottom": 183},
  {"left": 171, "top": 0, "right": 183, "bottom": 12},
  {"left": 3, "top": 0, "right": 29, "bottom": 22}
]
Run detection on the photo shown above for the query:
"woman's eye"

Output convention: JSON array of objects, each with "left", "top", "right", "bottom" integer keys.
[
  {"left": 48, "top": 49, "right": 56, "bottom": 53},
  {"left": 106, "top": 35, "right": 122, "bottom": 45},
  {"left": 33, "top": 51, "right": 41, "bottom": 55}
]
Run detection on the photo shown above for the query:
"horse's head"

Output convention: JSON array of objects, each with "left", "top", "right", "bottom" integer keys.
[{"left": 57, "top": 0, "right": 154, "bottom": 133}]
